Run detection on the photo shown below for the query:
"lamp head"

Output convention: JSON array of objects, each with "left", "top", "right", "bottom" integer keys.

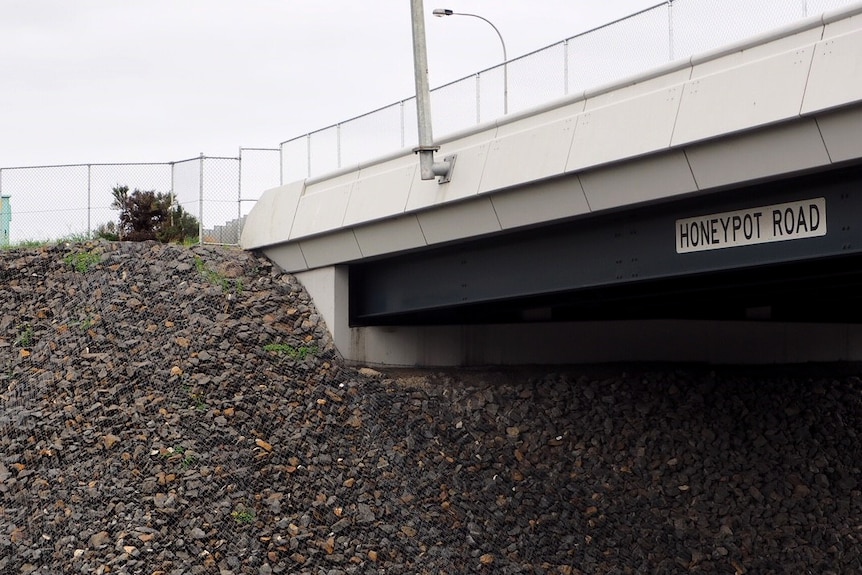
[{"left": 433, "top": 8, "right": 454, "bottom": 17}]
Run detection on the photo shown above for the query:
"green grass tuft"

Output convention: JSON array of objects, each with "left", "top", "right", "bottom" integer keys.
[
  {"left": 263, "top": 343, "right": 318, "bottom": 360},
  {"left": 64, "top": 251, "right": 101, "bottom": 273},
  {"left": 194, "top": 256, "right": 243, "bottom": 294}
]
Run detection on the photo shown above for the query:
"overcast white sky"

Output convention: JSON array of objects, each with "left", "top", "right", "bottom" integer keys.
[{"left": 0, "top": 0, "right": 661, "bottom": 168}]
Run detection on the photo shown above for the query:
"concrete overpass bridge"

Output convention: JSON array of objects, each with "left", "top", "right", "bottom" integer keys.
[{"left": 242, "top": 4, "right": 862, "bottom": 366}]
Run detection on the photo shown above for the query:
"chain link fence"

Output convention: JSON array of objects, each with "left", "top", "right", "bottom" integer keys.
[
  {"left": 281, "top": 0, "right": 861, "bottom": 181},
  {"left": 0, "top": 149, "right": 281, "bottom": 248},
  {"left": 3, "top": 1, "right": 857, "bottom": 247}
]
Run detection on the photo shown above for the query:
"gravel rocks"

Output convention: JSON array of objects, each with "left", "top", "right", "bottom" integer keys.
[{"left": 1, "top": 240, "right": 861, "bottom": 573}]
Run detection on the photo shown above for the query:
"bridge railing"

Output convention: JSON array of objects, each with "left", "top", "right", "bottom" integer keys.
[{"left": 281, "top": 0, "right": 858, "bottom": 182}]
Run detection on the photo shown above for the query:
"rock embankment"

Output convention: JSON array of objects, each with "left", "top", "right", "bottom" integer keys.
[{"left": 1, "top": 240, "right": 861, "bottom": 574}]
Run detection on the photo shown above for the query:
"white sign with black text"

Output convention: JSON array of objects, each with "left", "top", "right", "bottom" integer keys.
[{"left": 676, "top": 198, "right": 826, "bottom": 254}]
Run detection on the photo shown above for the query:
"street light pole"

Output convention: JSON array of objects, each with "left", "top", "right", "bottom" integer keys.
[
  {"left": 433, "top": 8, "right": 508, "bottom": 115},
  {"left": 411, "top": 0, "right": 455, "bottom": 182}
]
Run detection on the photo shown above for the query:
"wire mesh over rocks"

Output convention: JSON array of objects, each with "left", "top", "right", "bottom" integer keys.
[{"left": 1, "top": 241, "right": 861, "bottom": 574}]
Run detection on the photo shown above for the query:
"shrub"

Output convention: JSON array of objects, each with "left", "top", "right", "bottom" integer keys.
[
  {"left": 94, "top": 221, "right": 120, "bottom": 241},
  {"left": 110, "top": 185, "right": 199, "bottom": 243}
]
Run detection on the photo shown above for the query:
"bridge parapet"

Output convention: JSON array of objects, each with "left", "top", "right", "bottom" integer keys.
[{"left": 243, "top": 4, "right": 862, "bottom": 275}]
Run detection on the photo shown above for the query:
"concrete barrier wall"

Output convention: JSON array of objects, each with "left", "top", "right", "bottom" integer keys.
[{"left": 243, "top": 5, "right": 862, "bottom": 275}]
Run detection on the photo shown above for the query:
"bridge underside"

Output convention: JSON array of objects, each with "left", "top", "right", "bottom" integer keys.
[{"left": 350, "top": 164, "right": 862, "bottom": 326}]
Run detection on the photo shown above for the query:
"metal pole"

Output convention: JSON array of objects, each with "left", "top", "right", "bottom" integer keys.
[
  {"left": 198, "top": 152, "right": 204, "bottom": 245},
  {"left": 503, "top": 57, "right": 508, "bottom": 115},
  {"left": 465, "top": 13, "right": 507, "bottom": 113},
  {"left": 87, "top": 164, "right": 92, "bottom": 239},
  {"left": 434, "top": 10, "right": 507, "bottom": 114},
  {"left": 306, "top": 133, "right": 312, "bottom": 179},
  {"left": 411, "top": 0, "right": 454, "bottom": 181},
  {"left": 337, "top": 124, "right": 342, "bottom": 169},
  {"left": 400, "top": 100, "right": 406, "bottom": 149},
  {"left": 237, "top": 147, "right": 243, "bottom": 244},
  {"left": 0, "top": 168, "right": 4, "bottom": 247},
  {"left": 170, "top": 162, "right": 176, "bottom": 227},
  {"left": 563, "top": 39, "right": 570, "bottom": 95},
  {"left": 668, "top": 0, "right": 675, "bottom": 62},
  {"left": 475, "top": 74, "right": 481, "bottom": 124}
]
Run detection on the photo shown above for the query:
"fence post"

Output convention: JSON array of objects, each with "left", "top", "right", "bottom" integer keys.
[
  {"left": 170, "top": 161, "right": 176, "bottom": 233},
  {"left": 0, "top": 168, "right": 6, "bottom": 247},
  {"left": 668, "top": 0, "right": 675, "bottom": 62},
  {"left": 336, "top": 124, "right": 342, "bottom": 169},
  {"left": 87, "top": 164, "right": 92, "bottom": 239},
  {"left": 198, "top": 152, "right": 204, "bottom": 245},
  {"left": 0, "top": 168, "right": 4, "bottom": 246},
  {"left": 563, "top": 39, "right": 570, "bottom": 96},
  {"left": 306, "top": 134, "right": 312, "bottom": 179},
  {"left": 400, "top": 100, "right": 406, "bottom": 149},
  {"left": 237, "top": 148, "right": 243, "bottom": 243},
  {"left": 475, "top": 74, "right": 481, "bottom": 124}
]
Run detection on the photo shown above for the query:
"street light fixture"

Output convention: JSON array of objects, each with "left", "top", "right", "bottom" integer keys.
[{"left": 433, "top": 8, "right": 508, "bottom": 115}]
